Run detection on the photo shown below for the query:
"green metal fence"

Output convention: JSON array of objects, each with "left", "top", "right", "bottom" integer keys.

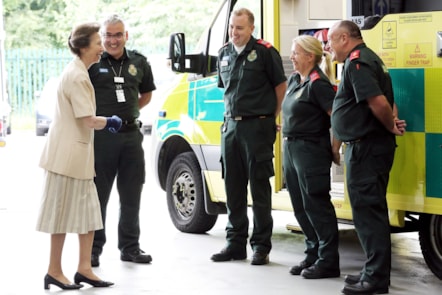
[{"left": 6, "top": 48, "right": 72, "bottom": 116}]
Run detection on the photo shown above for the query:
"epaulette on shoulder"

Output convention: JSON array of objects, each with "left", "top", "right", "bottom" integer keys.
[
  {"left": 132, "top": 50, "right": 146, "bottom": 58},
  {"left": 257, "top": 39, "right": 272, "bottom": 48},
  {"left": 309, "top": 70, "right": 320, "bottom": 82},
  {"left": 218, "top": 42, "right": 230, "bottom": 52},
  {"left": 349, "top": 50, "right": 360, "bottom": 61}
]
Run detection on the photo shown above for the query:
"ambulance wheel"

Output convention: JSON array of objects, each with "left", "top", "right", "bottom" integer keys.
[
  {"left": 166, "top": 151, "right": 217, "bottom": 233},
  {"left": 419, "top": 214, "right": 442, "bottom": 279}
]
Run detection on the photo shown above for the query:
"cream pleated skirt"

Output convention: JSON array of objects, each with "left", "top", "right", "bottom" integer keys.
[{"left": 36, "top": 171, "right": 103, "bottom": 234}]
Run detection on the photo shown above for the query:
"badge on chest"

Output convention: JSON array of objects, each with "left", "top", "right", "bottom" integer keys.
[
  {"left": 220, "top": 55, "right": 230, "bottom": 67},
  {"left": 114, "top": 77, "right": 125, "bottom": 102}
]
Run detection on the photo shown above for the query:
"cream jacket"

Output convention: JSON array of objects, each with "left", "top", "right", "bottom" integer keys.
[{"left": 39, "top": 57, "right": 96, "bottom": 179}]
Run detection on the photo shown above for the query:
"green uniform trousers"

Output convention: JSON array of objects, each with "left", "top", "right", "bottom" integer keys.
[
  {"left": 283, "top": 135, "right": 340, "bottom": 270},
  {"left": 93, "top": 129, "right": 145, "bottom": 254},
  {"left": 345, "top": 134, "right": 395, "bottom": 287},
  {"left": 221, "top": 117, "right": 276, "bottom": 254}
]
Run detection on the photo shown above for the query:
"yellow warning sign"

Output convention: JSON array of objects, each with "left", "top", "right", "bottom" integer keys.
[
  {"left": 382, "top": 21, "right": 397, "bottom": 49},
  {"left": 404, "top": 43, "right": 432, "bottom": 67},
  {"left": 399, "top": 14, "right": 433, "bottom": 24},
  {"left": 378, "top": 51, "right": 396, "bottom": 68}
]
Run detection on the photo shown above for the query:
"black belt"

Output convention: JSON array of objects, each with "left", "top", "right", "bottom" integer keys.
[
  {"left": 343, "top": 132, "right": 392, "bottom": 145},
  {"left": 228, "top": 114, "right": 274, "bottom": 121},
  {"left": 121, "top": 119, "right": 137, "bottom": 125},
  {"left": 344, "top": 134, "right": 369, "bottom": 145},
  {"left": 343, "top": 138, "right": 362, "bottom": 145},
  {"left": 118, "top": 119, "right": 141, "bottom": 133},
  {"left": 284, "top": 136, "right": 321, "bottom": 143}
]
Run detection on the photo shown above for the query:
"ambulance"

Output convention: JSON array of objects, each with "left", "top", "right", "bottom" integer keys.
[{"left": 151, "top": 0, "right": 442, "bottom": 279}]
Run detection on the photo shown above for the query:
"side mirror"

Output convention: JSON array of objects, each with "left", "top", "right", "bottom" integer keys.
[
  {"left": 169, "top": 33, "right": 186, "bottom": 72},
  {"left": 168, "top": 33, "right": 205, "bottom": 75}
]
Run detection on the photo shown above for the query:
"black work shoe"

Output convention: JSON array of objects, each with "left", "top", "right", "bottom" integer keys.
[
  {"left": 345, "top": 274, "right": 361, "bottom": 285},
  {"left": 251, "top": 251, "right": 269, "bottom": 265},
  {"left": 300, "top": 264, "right": 340, "bottom": 279},
  {"left": 289, "top": 260, "right": 313, "bottom": 275},
  {"left": 91, "top": 254, "right": 100, "bottom": 267},
  {"left": 211, "top": 248, "right": 247, "bottom": 262},
  {"left": 345, "top": 274, "right": 391, "bottom": 287},
  {"left": 341, "top": 281, "right": 389, "bottom": 295},
  {"left": 120, "top": 249, "right": 152, "bottom": 264}
]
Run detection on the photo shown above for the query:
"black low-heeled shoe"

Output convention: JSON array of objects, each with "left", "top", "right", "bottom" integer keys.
[
  {"left": 74, "top": 272, "right": 114, "bottom": 287},
  {"left": 44, "top": 274, "right": 83, "bottom": 290}
]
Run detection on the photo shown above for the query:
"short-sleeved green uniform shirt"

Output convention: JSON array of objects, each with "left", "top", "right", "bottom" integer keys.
[
  {"left": 89, "top": 49, "right": 156, "bottom": 121},
  {"left": 282, "top": 66, "right": 335, "bottom": 138},
  {"left": 331, "top": 43, "right": 395, "bottom": 141},
  {"left": 217, "top": 36, "right": 287, "bottom": 117}
]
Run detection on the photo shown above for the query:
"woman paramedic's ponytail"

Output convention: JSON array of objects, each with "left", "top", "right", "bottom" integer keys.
[{"left": 320, "top": 51, "right": 335, "bottom": 85}]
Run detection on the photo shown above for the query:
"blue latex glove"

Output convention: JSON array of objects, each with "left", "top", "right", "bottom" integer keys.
[{"left": 105, "top": 115, "right": 122, "bottom": 133}]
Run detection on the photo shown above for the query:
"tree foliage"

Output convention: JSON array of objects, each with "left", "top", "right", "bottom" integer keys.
[{"left": 3, "top": 0, "right": 221, "bottom": 54}]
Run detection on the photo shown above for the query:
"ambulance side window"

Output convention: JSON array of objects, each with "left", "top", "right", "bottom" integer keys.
[
  {"left": 207, "top": 2, "right": 228, "bottom": 73},
  {"left": 206, "top": 0, "right": 261, "bottom": 74},
  {"left": 233, "top": 0, "right": 262, "bottom": 38}
]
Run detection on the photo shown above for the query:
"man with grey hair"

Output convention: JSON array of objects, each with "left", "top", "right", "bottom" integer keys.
[{"left": 88, "top": 14, "right": 156, "bottom": 267}]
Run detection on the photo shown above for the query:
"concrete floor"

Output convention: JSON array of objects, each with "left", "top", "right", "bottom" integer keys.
[{"left": 0, "top": 132, "right": 441, "bottom": 294}]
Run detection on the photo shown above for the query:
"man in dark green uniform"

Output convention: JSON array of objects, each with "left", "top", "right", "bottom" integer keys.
[
  {"left": 210, "top": 8, "right": 287, "bottom": 265},
  {"left": 88, "top": 14, "right": 156, "bottom": 267},
  {"left": 328, "top": 21, "right": 406, "bottom": 294}
]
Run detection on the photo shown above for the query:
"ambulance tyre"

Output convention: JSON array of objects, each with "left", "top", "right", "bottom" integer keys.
[
  {"left": 166, "top": 151, "right": 218, "bottom": 233},
  {"left": 418, "top": 214, "right": 442, "bottom": 279}
]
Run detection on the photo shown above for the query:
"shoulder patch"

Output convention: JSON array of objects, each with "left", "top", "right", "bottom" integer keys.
[
  {"left": 349, "top": 50, "right": 360, "bottom": 61},
  {"left": 132, "top": 50, "right": 146, "bottom": 58},
  {"left": 309, "top": 71, "right": 320, "bottom": 82},
  {"left": 218, "top": 42, "right": 230, "bottom": 53},
  {"left": 257, "top": 39, "right": 272, "bottom": 48}
]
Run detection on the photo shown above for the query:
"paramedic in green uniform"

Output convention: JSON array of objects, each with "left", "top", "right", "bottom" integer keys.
[
  {"left": 88, "top": 14, "right": 156, "bottom": 267},
  {"left": 327, "top": 21, "right": 406, "bottom": 294},
  {"left": 211, "top": 8, "right": 287, "bottom": 265},
  {"left": 282, "top": 35, "right": 341, "bottom": 279}
]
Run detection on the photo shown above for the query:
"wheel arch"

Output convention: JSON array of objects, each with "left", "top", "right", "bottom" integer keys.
[{"left": 157, "top": 135, "right": 193, "bottom": 191}]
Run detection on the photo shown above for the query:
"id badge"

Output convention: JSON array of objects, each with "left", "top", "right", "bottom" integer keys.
[
  {"left": 114, "top": 77, "right": 125, "bottom": 83},
  {"left": 116, "top": 89, "right": 126, "bottom": 102}
]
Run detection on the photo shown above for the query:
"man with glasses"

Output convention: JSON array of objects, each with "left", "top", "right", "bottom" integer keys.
[{"left": 88, "top": 14, "right": 156, "bottom": 267}]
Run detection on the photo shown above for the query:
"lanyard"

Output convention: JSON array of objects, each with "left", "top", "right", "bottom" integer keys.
[{"left": 107, "top": 57, "right": 125, "bottom": 77}]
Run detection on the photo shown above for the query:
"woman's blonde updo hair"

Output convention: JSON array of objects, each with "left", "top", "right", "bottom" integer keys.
[
  {"left": 68, "top": 22, "right": 101, "bottom": 57},
  {"left": 293, "top": 35, "right": 335, "bottom": 84}
]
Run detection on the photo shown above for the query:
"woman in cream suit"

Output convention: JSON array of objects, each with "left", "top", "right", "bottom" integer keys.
[{"left": 36, "top": 22, "right": 121, "bottom": 290}]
